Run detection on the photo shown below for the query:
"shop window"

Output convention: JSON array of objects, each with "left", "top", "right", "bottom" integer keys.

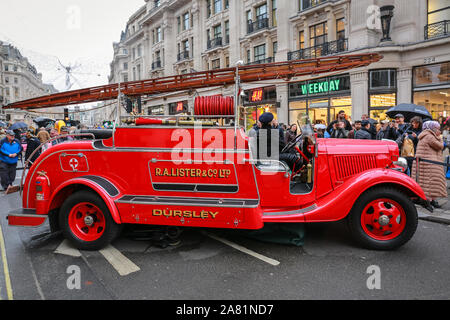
[
  {"left": 308, "top": 98, "right": 329, "bottom": 125},
  {"left": 369, "top": 93, "right": 397, "bottom": 122},
  {"left": 414, "top": 89, "right": 449, "bottom": 119},
  {"left": 330, "top": 96, "right": 352, "bottom": 123},
  {"left": 169, "top": 101, "right": 188, "bottom": 115},
  {"left": 413, "top": 62, "right": 450, "bottom": 87}
]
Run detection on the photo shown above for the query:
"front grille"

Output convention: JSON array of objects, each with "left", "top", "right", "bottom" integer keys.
[{"left": 333, "top": 155, "right": 377, "bottom": 181}]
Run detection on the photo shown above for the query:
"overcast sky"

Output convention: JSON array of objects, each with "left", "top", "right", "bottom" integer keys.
[{"left": 0, "top": 0, "right": 145, "bottom": 90}]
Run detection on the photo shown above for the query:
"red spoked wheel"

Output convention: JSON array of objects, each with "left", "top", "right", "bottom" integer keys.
[
  {"left": 360, "top": 199, "right": 406, "bottom": 241},
  {"left": 348, "top": 188, "right": 418, "bottom": 250},
  {"left": 68, "top": 202, "right": 106, "bottom": 242},
  {"left": 60, "top": 191, "right": 122, "bottom": 250}
]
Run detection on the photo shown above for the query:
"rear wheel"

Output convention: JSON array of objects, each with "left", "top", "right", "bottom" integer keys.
[
  {"left": 59, "top": 190, "right": 122, "bottom": 250},
  {"left": 348, "top": 187, "right": 418, "bottom": 250}
]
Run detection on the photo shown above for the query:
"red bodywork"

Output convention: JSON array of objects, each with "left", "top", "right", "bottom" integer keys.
[{"left": 9, "top": 126, "right": 426, "bottom": 229}]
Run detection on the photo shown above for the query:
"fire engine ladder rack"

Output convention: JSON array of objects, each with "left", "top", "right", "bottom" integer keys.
[{"left": 6, "top": 53, "right": 381, "bottom": 149}]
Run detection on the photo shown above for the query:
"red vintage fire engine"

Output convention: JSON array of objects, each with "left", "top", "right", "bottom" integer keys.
[{"left": 5, "top": 54, "right": 428, "bottom": 251}]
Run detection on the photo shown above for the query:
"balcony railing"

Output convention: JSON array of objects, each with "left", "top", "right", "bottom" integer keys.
[
  {"left": 247, "top": 17, "right": 269, "bottom": 34},
  {"left": 425, "top": 20, "right": 450, "bottom": 40},
  {"left": 287, "top": 38, "right": 348, "bottom": 60},
  {"left": 177, "top": 50, "right": 190, "bottom": 62},
  {"left": 152, "top": 60, "right": 162, "bottom": 70},
  {"left": 207, "top": 37, "right": 223, "bottom": 50},
  {"left": 300, "top": 0, "right": 329, "bottom": 11},
  {"left": 246, "top": 57, "right": 274, "bottom": 66}
]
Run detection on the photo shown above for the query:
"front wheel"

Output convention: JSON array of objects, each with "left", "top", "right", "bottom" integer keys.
[
  {"left": 348, "top": 187, "right": 418, "bottom": 250},
  {"left": 59, "top": 190, "right": 122, "bottom": 250}
]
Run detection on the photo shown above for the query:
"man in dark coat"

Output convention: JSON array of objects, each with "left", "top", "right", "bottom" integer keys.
[
  {"left": 256, "top": 112, "right": 300, "bottom": 170},
  {"left": 24, "top": 130, "right": 41, "bottom": 167},
  {"left": 327, "top": 110, "right": 352, "bottom": 135},
  {"left": 354, "top": 120, "right": 373, "bottom": 140}
]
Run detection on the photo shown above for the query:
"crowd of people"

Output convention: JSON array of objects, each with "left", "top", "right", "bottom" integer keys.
[
  {"left": 251, "top": 110, "right": 450, "bottom": 210},
  {"left": 0, "top": 122, "right": 79, "bottom": 193}
]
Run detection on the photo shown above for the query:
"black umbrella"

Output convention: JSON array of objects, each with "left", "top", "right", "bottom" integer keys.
[
  {"left": 9, "top": 122, "right": 28, "bottom": 130},
  {"left": 386, "top": 103, "right": 432, "bottom": 122},
  {"left": 33, "top": 117, "right": 55, "bottom": 128}
]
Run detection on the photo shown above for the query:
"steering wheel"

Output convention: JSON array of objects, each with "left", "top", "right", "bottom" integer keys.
[{"left": 281, "top": 133, "right": 303, "bottom": 154}]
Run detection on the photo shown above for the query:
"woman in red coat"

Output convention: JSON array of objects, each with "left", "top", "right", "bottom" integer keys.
[{"left": 411, "top": 121, "right": 448, "bottom": 209}]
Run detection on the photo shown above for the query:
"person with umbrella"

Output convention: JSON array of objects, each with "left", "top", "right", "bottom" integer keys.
[{"left": 0, "top": 130, "right": 23, "bottom": 192}]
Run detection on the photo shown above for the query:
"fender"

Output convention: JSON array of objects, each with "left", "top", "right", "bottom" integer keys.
[
  {"left": 263, "top": 168, "right": 426, "bottom": 223},
  {"left": 49, "top": 177, "right": 122, "bottom": 224}
]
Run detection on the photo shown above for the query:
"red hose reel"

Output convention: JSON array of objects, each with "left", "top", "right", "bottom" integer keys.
[{"left": 194, "top": 96, "right": 234, "bottom": 116}]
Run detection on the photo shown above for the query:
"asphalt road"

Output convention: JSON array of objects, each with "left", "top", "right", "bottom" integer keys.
[{"left": 1, "top": 188, "right": 450, "bottom": 301}]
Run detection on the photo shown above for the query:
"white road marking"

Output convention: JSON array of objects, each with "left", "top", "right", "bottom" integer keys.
[
  {"left": 99, "top": 245, "right": 141, "bottom": 276},
  {"left": 54, "top": 240, "right": 82, "bottom": 257},
  {"left": 204, "top": 232, "right": 280, "bottom": 266},
  {"left": 54, "top": 240, "right": 140, "bottom": 276}
]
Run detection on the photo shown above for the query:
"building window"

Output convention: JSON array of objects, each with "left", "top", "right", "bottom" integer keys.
[
  {"left": 212, "top": 58, "right": 221, "bottom": 70},
  {"left": 214, "top": 0, "right": 222, "bottom": 14},
  {"left": 413, "top": 61, "right": 450, "bottom": 119},
  {"left": 123, "top": 62, "right": 128, "bottom": 70},
  {"left": 246, "top": 10, "right": 252, "bottom": 24},
  {"left": 213, "top": 24, "right": 222, "bottom": 39},
  {"left": 225, "top": 0, "right": 229, "bottom": 9},
  {"left": 154, "top": 0, "right": 160, "bottom": 7},
  {"left": 225, "top": 20, "right": 230, "bottom": 44},
  {"left": 272, "top": 0, "right": 277, "bottom": 27},
  {"left": 207, "top": 0, "right": 212, "bottom": 18},
  {"left": 256, "top": 3, "right": 268, "bottom": 20},
  {"left": 369, "top": 69, "right": 397, "bottom": 122},
  {"left": 183, "top": 12, "right": 190, "bottom": 31},
  {"left": 254, "top": 44, "right": 266, "bottom": 62},
  {"left": 370, "top": 69, "right": 397, "bottom": 90},
  {"left": 310, "top": 22, "right": 328, "bottom": 47},
  {"left": 156, "top": 26, "right": 162, "bottom": 43},
  {"left": 299, "top": 30, "right": 305, "bottom": 49},
  {"left": 413, "top": 61, "right": 450, "bottom": 87},
  {"left": 336, "top": 18, "right": 345, "bottom": 40},
  {"left": 273, "top": 41, "right": 278, "bottom": 57},
  {"left": 428, "top": 0, "right": 450, "bottom": 24},
  {"left": 137, "top": 44, "right": 142, "bottom": 57}
]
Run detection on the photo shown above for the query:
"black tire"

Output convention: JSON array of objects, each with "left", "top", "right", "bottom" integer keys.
[
  {"left": 347, "top": 187, "right": 418, "bottom": 250},
  {"left": 59, "top": 190, "right": 122, "bottom": 251}
]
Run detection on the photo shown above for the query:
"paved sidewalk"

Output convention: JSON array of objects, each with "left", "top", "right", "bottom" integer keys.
[{"left": 417, "top": 180, "right": 450, "bottom": 225}]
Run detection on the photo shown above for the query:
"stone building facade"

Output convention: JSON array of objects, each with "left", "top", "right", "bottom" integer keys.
[
  {"left": 0, "top": 42, "right": 59, "bottom": 125},
  {"left": 109, "top": 0, "right": 450, "bottom": 129}
]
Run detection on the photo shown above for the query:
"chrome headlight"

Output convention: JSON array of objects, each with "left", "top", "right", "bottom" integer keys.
[{"left": 393, "top": 157, "right": 408, "bottom": 172}]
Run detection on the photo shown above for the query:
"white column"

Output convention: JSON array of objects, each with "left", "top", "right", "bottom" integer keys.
[
  {"left": 397, "top": 68, "right": 412, "bottom": 104},
  {"left": 350, "top": 70, "right": 369, "bottom": 121}
]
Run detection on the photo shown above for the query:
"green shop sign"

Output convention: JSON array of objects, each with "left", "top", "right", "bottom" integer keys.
[
  {"left": 301, "top": 79, "right": 341, "bottom": 95},
  {"left": 290, "top": 75, "right": 350, "bottom": 98}
]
